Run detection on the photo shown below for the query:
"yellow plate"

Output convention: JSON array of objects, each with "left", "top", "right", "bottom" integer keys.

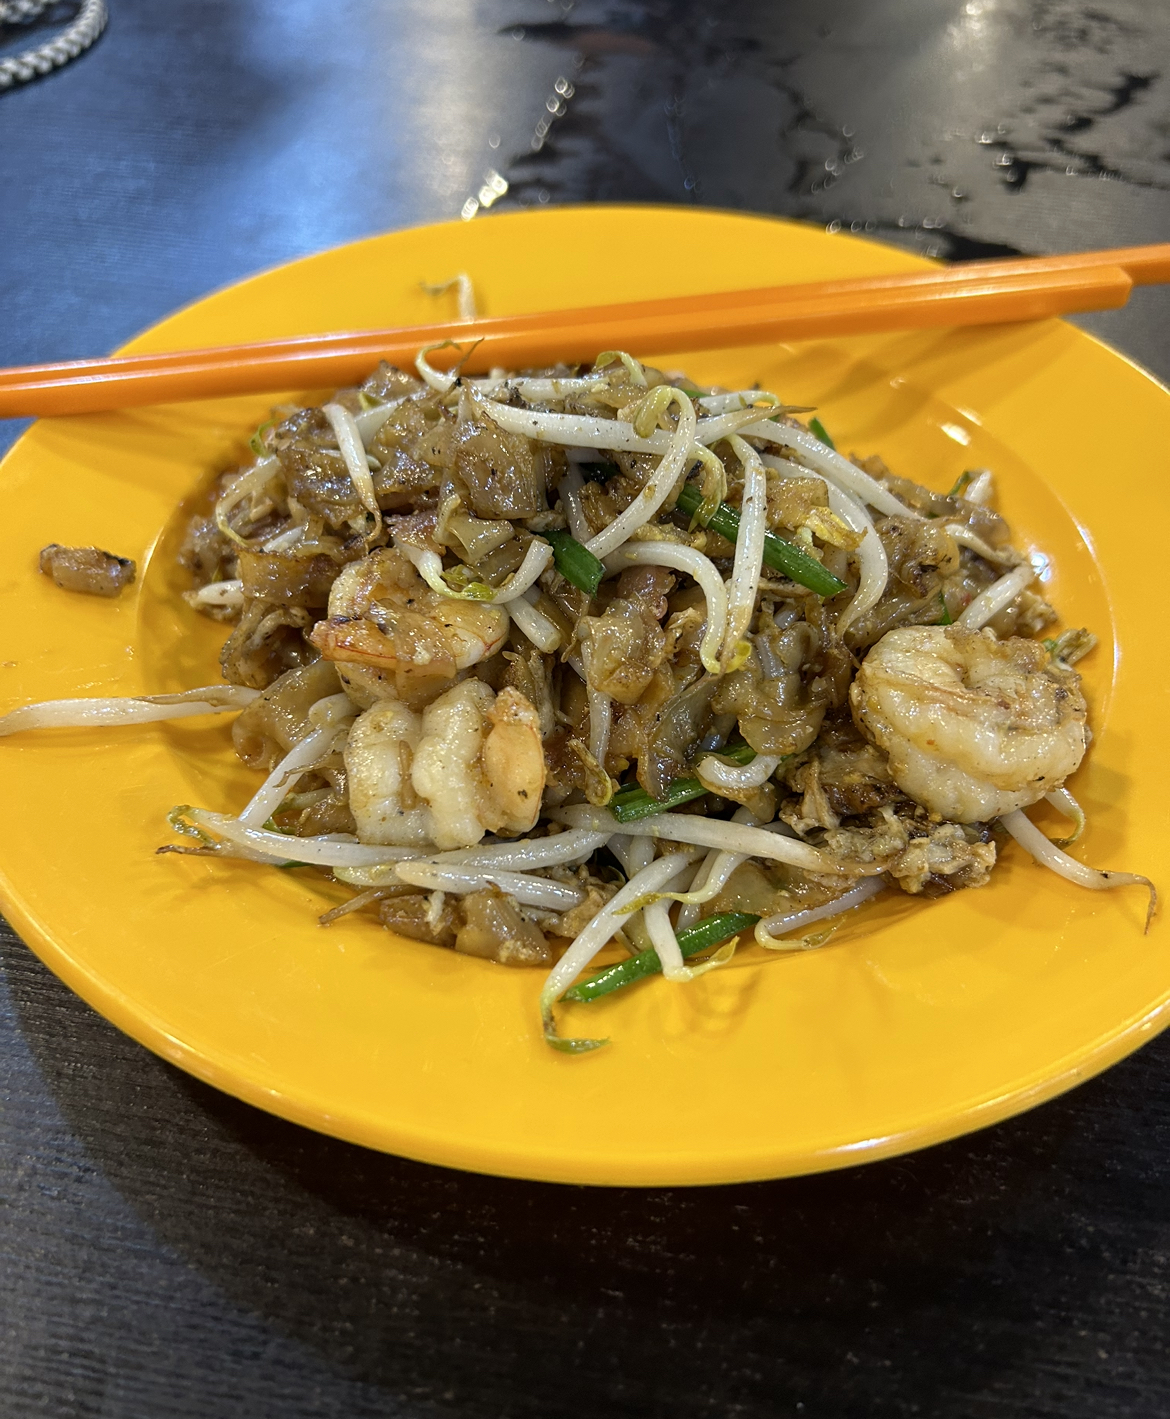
[{"left": 1, "top": 206, "right": 1166, "bottom": 1186}]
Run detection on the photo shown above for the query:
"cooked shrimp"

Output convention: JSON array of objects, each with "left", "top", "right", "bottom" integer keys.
[
  {"left": 850, "top": 625, "right": 1087, "bottom": 822},
  {"left": 345, "top": 680, "right": 546, "bottom": 850},
  {"left": 343, "top": 697, "right": 433, "bottom": 847},
  {"left": 478, "top": 683, "right": 548, "bottom": 834},
  {"left": 309, "top": 546, "right": 509, "bottom": 707}
]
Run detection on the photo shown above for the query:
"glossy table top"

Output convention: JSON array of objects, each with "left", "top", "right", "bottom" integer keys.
[{"left": 1, "top": 2, "right": 1168, "bottom": 1415}]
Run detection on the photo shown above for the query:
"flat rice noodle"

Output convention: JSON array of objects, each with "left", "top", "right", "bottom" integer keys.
[
  {"left": 232, "top": 659, "right": 343, "bottom": 769},
  {"left": 359, "top": 362, "right": 425, "bottom": 404},
  {"left": 219, "top": 599, "right": 316, "bottom": 689},
  {"left": 180, "top": 513, "right": 237, "bottom": 586},
  {"left": 237, "top": 548, "right": 347, "bottom": 608},
  {"left": 453, "top": 887, "right": 554, "bottom": 967},
  {"left": 711, "top": 859, "right": 840, "bottom": 920},
  {"left": 712, "top": 648, "right": 826, "bottom": 756},
  {"left": 367, "top": 394, "right": 444, "bottom": 451},
  {"left": 445, "top": 510, "right": 516, "bottom": 563},
  {"left": 371, "top": 446, "right": 443, "bottom": 509},
  {"left": 39, "top": 544, "right": 136, "bottom": 597},
  {"left": 379, "top": 892, "right": 457, "bottom": 947},
  {"left": 275, "top": 409, "right": 367, "bottom": 529},
  {"left": 453, "top": 416, "right": 546, "bottom": 519},
  {"left": 615, "top": 564, "right": 676, "bottom": 621},
  {"left": 281, "top": 448, "right": 365, "bottom": 526},
  {"left": 639, "top": 673, "right": 717, "bottom": 799},
  {"left": 295, "top": 787, "right": 357, "bottom": 837},
  {"left": 578, "top": 597, "right": 667, "bottom": 706},
  {"left": 878, "top": 515, "right": 960, "bottom": 598}
]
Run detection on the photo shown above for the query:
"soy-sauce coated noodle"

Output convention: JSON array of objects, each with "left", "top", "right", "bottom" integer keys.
[{"left": 3, "top": 348, "right": 1153, "bottom": 1047}]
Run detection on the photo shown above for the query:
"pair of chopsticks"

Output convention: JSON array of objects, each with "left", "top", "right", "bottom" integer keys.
[{"left": 2, "top": 243, "right": 1167, "bottom": 417}]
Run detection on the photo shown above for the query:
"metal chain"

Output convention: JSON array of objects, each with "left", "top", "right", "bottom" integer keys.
[{"left": 0, "top": 0, "right": 107, "bottom": 91}]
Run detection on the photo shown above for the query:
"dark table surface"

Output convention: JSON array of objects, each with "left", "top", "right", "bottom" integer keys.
[{"left": 1, "top": 3, "right": 1168, "bottom": 1415}]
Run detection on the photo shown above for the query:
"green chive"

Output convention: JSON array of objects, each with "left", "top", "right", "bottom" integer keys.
[
  {"left": 609, "top": 743, "right": 758, "bottom": 823},
  {"left": 610, "top": 778, "right": 705, "bottom": 821},
  {"left": 540, "top": 529, "right": 605, "bottom": 596},
  {"left": 562, "top": 912, "right": 761, "bottom": 1003},
  {"left": 947, "top": 470, "right": 974, "bottom": 498},
  {"left": 808, "top": 417, "right": 835, "bottom": 450},
  {"left": 674, "top": 483, "right": 846, "bottom": 598},
  {"left": 937, "top": 592, "right": 954, "bottom": 626}
]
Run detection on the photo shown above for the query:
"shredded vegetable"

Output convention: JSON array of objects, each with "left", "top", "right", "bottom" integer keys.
[{"left": 563, "top": 912, "right": 760, "bottom": 1002}]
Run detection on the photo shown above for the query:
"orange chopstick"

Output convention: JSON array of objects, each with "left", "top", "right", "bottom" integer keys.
[{"left": 1, "top": 243, "right": 1166, "bottom": 417}]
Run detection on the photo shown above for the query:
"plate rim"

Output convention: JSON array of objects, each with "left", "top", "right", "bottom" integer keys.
[
  {"left": 4, "top": 862, "right": 1169, "bottom": 1186},
  {"left": 2, "top": 203, "right": 1167, "bottom": 1186}
]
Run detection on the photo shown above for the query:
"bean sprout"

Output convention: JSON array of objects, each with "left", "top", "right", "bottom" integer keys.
[
  {"left": 674, "top": 813, "right": 758, "bottom": 931},
  {"left": 743, "top": 419, "right": 915, "bottom": 517},
  {"left": 957, "top": 561, "right": 1036, "bottom": 630},
  {"left": 421, "top": 272, "right": 477, "bottom": 321},
  {"left": 611, "top": 835, "right": 656, "bottom": 878},
  {"left": 644, "top": 898, "right": 690, "bottom": 981},
  {"left": 558, "top": 464, "right": 592, "bottom": 543},
  {"left": 262, "top": 523, "right": 308, "bottom": 554},
  {"left": 596, "top": 350, "right": 649, "bottom": 386},
  {"left": 552, "top": 804, "right": 872, "bottom": 876},
  {"left": 435, "top": 829, "right": 612, "bottom": 871},
  {"left": 481, "top": 401, "right": 669, "bottom": 454},
  {"left": 237, "top": 694, "right": 355, "bottom": 828},
  {"left": 965, "top": 469, "right": 994, "bottom": 504},
  {"left": 1045, "top": 787, "right": 1085, "bottom": 846},
  {"left": 214, "top": 456, "right": 280, "bottom": 546},
  {"left": 509, "top": 588, "right": 562, "bottom": 652},
  {"left": 540, "top": 852, "right": 694, "bottom": 1025},
  {"left": 832, "top": 500, "right": 884, "bottom": 634},
  {"left": 761, "top": 453, "right": 887, "bottom": 634},
  {"left": 582, "top": 643, "right": 613, "bottom": 771},
  {"left": 399, "top": 538, "right": 553, "bottom": 605},
  {"left": 696, "top": 753, "right": 782, "bottom": 796},
  {"left": 755, "top": 876, "right": 887, "bottom": 948},
  {"left": 696, "top": 391, "right": 785, "bottom": 415},
  {"left": 322, "top": 403, "right": 379, "bottom": 516},
  {"left": 1000, "top": 808, "right": 1156, "bottom": 929},
  {"left": 184, "top": 579, "right": 243, "bottom": 610},
  {"left": 945, "top": 524, "right": 1022, "bottom": 566},
  {"left": 415, "top": 343, "right": 459, "bottom": 395},
  {"left": 722, "top": 435, "right": 769, "bottom": 666},
  {"left": 689, "top": 443, "right": 728, "bottom": 523},
  {"left": 480, "top": 397, "right": 758, "bottom": 462},
  {"left": 353, "top": 396, "right": 409, "bottom": 443},
  {"left": 515, "top": 375, "right": 612, "bottom": 402},
  {"left": 584, "top": 390, "right": 697, "bottom": 560},
  {"left": 393, "top": 862, "right": 586, "bottom": 910},
  {"left": 178, "top": 809, "right": 426, "bottom": 868},
  {"left": 692, "top": 408, "right": 787, "bottom": 447},
  {"left": 0, "top": 685, "right": 260, "bottom": 737},
  {"left": 604, "top": 541, "right": 727, "bottom": 673}
]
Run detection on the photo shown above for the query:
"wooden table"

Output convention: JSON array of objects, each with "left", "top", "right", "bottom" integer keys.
[{"left": 1, "top": 2, "right": 1167, "bottom": 1413}]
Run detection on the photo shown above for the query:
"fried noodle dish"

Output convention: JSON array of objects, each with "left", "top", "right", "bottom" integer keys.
[{"left": 4, "top": 346, "right": 1156, "bottom": 1050}]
